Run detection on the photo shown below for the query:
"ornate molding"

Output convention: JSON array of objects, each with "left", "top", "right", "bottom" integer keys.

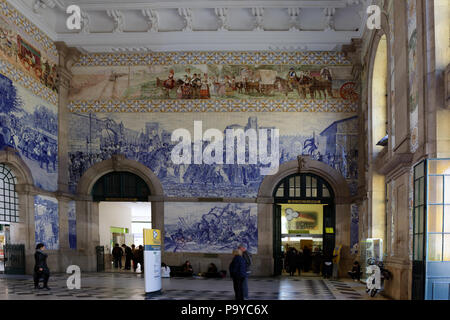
[
  {"left": 251, "top": 7, "right": 264, "bottom": 31},
  {"left": 323, "top": 7, "right": 335, "bottom": 31},
  {"left": 178, "top": 7, "right": 193, "bottom": 32},
  {"left": 288, "top": 8, "right": 301, "bottom": 32},
  {"left": 107, "top": 9, "right": 125, "bottom": 33},
  {"left": 142, "top": 8, "right": 159, "bottom": 32},
  {"left": 215, "top": 7, "right": 229, "bottom": 31}
]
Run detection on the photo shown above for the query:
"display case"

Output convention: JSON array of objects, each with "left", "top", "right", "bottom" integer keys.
[{"left": 360, "top": 238, "right": 383, "bottom": 282}]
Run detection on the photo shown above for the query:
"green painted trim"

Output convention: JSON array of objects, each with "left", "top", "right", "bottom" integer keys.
[{"left": 110, "top": 227, "right": 129, "bottom": 234}]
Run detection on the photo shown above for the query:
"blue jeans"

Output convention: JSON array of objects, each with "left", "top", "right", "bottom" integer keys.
[{"left": 243, "top": 273, "right": 250, "bottom": 299}]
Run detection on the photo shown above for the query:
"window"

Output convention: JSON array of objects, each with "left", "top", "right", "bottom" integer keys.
[
  {"left": 0, "top": 164, "right": 19, "bottom": 223},
  {"left": 413, "top": 161, "right": 426, "bottom": 261},
  {"left": 427, "top": 159, "right": 450, "bottom": 261},
  {"left": 274, "top": 173, "right": 332, "bottom": 199}
]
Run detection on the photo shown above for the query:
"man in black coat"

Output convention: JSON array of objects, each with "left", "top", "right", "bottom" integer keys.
[
  {"left": 112, "top": 243, "right": 123, "bottom": 269},
  {"left": 121, "top": 244, "right": 133, "bottom": 270},
  {"left": 33, "top": 243, "right": 50, "bottom": 290}
]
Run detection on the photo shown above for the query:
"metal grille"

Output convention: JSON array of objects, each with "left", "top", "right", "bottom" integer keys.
[{"left": 0, "top": 164, "right": 19, "bottom": 223}]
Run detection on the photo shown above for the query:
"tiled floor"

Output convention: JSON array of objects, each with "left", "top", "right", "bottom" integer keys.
[{"left": 0, "top": 272, "right": 387, "bottom": 300}]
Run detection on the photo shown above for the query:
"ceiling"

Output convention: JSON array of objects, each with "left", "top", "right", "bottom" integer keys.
[{"left": 9, "top": 0, "right": 372, "bottom": 52}]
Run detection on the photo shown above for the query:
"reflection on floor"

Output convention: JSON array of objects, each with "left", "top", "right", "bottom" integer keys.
[{"left": 0, "top": 272, "right": 388, "bottom": 300}]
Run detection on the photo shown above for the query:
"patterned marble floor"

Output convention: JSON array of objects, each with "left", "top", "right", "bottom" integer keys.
[{"left": 0, "top": 272, "right": 385, "bottom": 300}]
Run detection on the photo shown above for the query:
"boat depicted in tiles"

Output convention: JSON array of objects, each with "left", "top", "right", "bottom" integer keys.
[
  {"left": 0, "top": 73, "right": 58, "bottom": 192},
  {"left": 68, "top": 112, "right": 358, "bottom": 197},
  {"left": 164, "top": 202, "right": 258, "bottom": 254},
  {"left": 69, "top": 64, "right": 358, "bottom": 102}
]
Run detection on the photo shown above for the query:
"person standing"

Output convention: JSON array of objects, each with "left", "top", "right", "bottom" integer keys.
[
  {"left": 229, "top": 249, "right": 247, "bottom": 301},
  {"left": 295, "top": 249, "right": 304, "bottom": 276},
  {"left": 33, "top": 243, "right": 50, "bottom": 290},
  {"left": 238, "top": 244, "right": 252, "bottom": 299},
  {"left": 122, "top": 244, "right": 133, "bottom": 270},
  {"left": 131, "top": 244, "right": 138, "bottom": 272},
  {"left": 112, "top": 243, "right": 123, "bottom": 269}
]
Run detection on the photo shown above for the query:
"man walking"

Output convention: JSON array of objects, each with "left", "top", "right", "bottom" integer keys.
[
  {"left": 33, "top": 243, "right": 50, "bottom": 290},
  {"left": 238, "top": 244, "right": 252, "bottom": 300}
]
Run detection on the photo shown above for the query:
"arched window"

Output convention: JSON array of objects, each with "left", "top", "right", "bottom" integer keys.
[
  {"left": 0, "top": 164, "right": 19, "bottom": 223},
  {"left": 372, "top": 34, "right": 388, "bottom": 150},
  {"left": 273, "top": 173, "right": 333, "bottom": 200},
  {"left": 92, "top": 171, "right": 150, "bottom": 202}
]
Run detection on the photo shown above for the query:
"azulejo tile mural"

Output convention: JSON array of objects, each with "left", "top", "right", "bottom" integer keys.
[
  {"left": 350, "top": 204, "right": 359, "bottom": 255},
  {"left": 0, "top": 0, "right": 58, "bottom": 60},
  {"left": 70, "top": 64, "right": 358, "bottom": 102},
  {"left": 34, "top": 195, "right": 59, "bottom": 250},
  {"left": 68, "top": 201, "right": 76, "bottom": 250},
  {"left": 68, "top": 112, "right": 358, "bottom": 197},
  {"left": 407, "top": 0, "right": 419, "bottom": 152},
  {"left": 0, "top": 12, "right": 58, "bottom": 93},
  {"left": 164, "top": 202, "right": 258, "bottom": 254},
  {"left": 0, "top": 73, "right": 58, "bottom": 192}
]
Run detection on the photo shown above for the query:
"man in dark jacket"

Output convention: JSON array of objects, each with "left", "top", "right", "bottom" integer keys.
[
  {"left": 33, "top": 243, "right": 50, "bottom": 290},
  {"left": 122, "top": 244, "right": 133, "bottom": 270},
  {"left": 238, "top": 244, "right": 252, "bottom": 299},
  {"left": 112, "top": 243, "right": 123, "bottom": 269},
  {"left": 229, "top": 249, "right": 247, "bottom": 300}
]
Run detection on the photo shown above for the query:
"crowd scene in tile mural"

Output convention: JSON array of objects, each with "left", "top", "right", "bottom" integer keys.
[
  {"left": 0, "top": 73, "right": 58, "bottom": 191},
  {"left": 164, "top": 203, "right": 258, "bottom": 254},
  {"left": 68, "top": 113, "right": 358, "bottom": 197},
  {"left": 70, "top": 64, "right": 358, "bottom": 102}
]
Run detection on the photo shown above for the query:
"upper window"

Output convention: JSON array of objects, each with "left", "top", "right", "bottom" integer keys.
[
  {"left": 274, "top": 173, "right": 332, "bottom": 199},
  {"left": 0, "top": 164, "right": 19, "bottom": 223}
]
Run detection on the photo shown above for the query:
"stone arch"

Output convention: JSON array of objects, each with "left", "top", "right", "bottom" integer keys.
[
  {"left": 0, "top": 147, "right": 34, "bottom": 186},
  {"left": 256, "top": 157, "right": 353, "bottom": 276},
  {"left": 76, "top": 154, "right": 164, "bottom": 197},
  {"left": 74, "top": 154, "right": 165, "bottom": 272},
  {"left": 258, "top": 157, "right": 351, "bottom": 204}
]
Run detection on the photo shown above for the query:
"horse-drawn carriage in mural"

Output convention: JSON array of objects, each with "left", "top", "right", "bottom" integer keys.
[{"left": 153, "top": 66, "right": 350, "bottom": 100}]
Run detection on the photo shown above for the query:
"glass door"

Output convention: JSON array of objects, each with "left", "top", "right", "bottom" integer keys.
[{"left": 425, "top": 159, "right": 450, "bottom": 300}]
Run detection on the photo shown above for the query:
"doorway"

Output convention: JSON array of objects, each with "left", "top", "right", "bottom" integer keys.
[
  {"left": 99, "top": 202, "right": 151, "bottom": 272},
  {"left": 273, "top": 173, "right": 335, "bottom": 276},
  {"left": 91, "top": 171, "right": 152, "bottom": 272}
]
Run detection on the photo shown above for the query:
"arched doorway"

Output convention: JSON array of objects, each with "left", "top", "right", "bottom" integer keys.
[
  {"left": 272, "top": 173, "right": 335, "bottom": 276},
  {"left": 91, "top": 171, "right": 152, "bottom": 272},
  {"left": 75, "top": 155, "right": 164, "bottom": 272}
]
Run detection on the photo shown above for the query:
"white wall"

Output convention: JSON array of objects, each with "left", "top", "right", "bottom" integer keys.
[
  {"left": 99, "top": 202, "right": 133, "bottom": 253},
  {"left": 99, "top": 202, "right": 152, "bottom": 252}
]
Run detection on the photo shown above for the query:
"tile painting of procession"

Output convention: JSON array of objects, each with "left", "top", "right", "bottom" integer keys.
[
  {"left": 69, "top": 64, "right": 358, "bottom": 101},
  {"left": 0, "top": 73, "right": 58, "bottom": 192},
  {"left": 68, "top": 112, "right": 358, "bottom": 198}
]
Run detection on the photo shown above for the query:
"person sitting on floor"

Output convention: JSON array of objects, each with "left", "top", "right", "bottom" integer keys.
[
  {"left": 161, "top": 262, "right": 171, "bottom": 278},
  {"left": 204, "top": 263, "right": 221, "bottom": 278},
  {"left": 179, "top": 260, "right": 194, "bottom": 276}
]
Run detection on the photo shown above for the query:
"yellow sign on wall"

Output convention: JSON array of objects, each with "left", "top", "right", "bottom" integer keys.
[{"left": 143, "top": 229, "right": 161, "bottom": 246}]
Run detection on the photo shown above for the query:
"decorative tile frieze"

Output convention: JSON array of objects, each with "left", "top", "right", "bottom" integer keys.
[
  {"left": 0, "top": 0, "right": 58, "bottom": 61},
  {"left": 68, "top": 98, "right": 357, "bottom": 113},
  {"left": 74, "top": 51, "right": 351, "bottom": 67}
]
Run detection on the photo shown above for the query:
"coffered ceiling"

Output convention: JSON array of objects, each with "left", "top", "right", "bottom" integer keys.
[{"left": 9, "top": 0, "right": 373, "bottom": 52}]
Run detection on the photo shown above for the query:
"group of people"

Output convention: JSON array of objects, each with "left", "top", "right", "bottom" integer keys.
[
  {"left": 283, "top": 246, "right": 323, "bottom": 276},
  {"left": 111, "top": 243, "right": 144, "bottom": 272}
]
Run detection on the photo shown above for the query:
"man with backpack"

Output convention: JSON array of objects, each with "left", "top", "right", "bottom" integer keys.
[{"left": 238, "top": 244, "right": 252, "bottom": 300}]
